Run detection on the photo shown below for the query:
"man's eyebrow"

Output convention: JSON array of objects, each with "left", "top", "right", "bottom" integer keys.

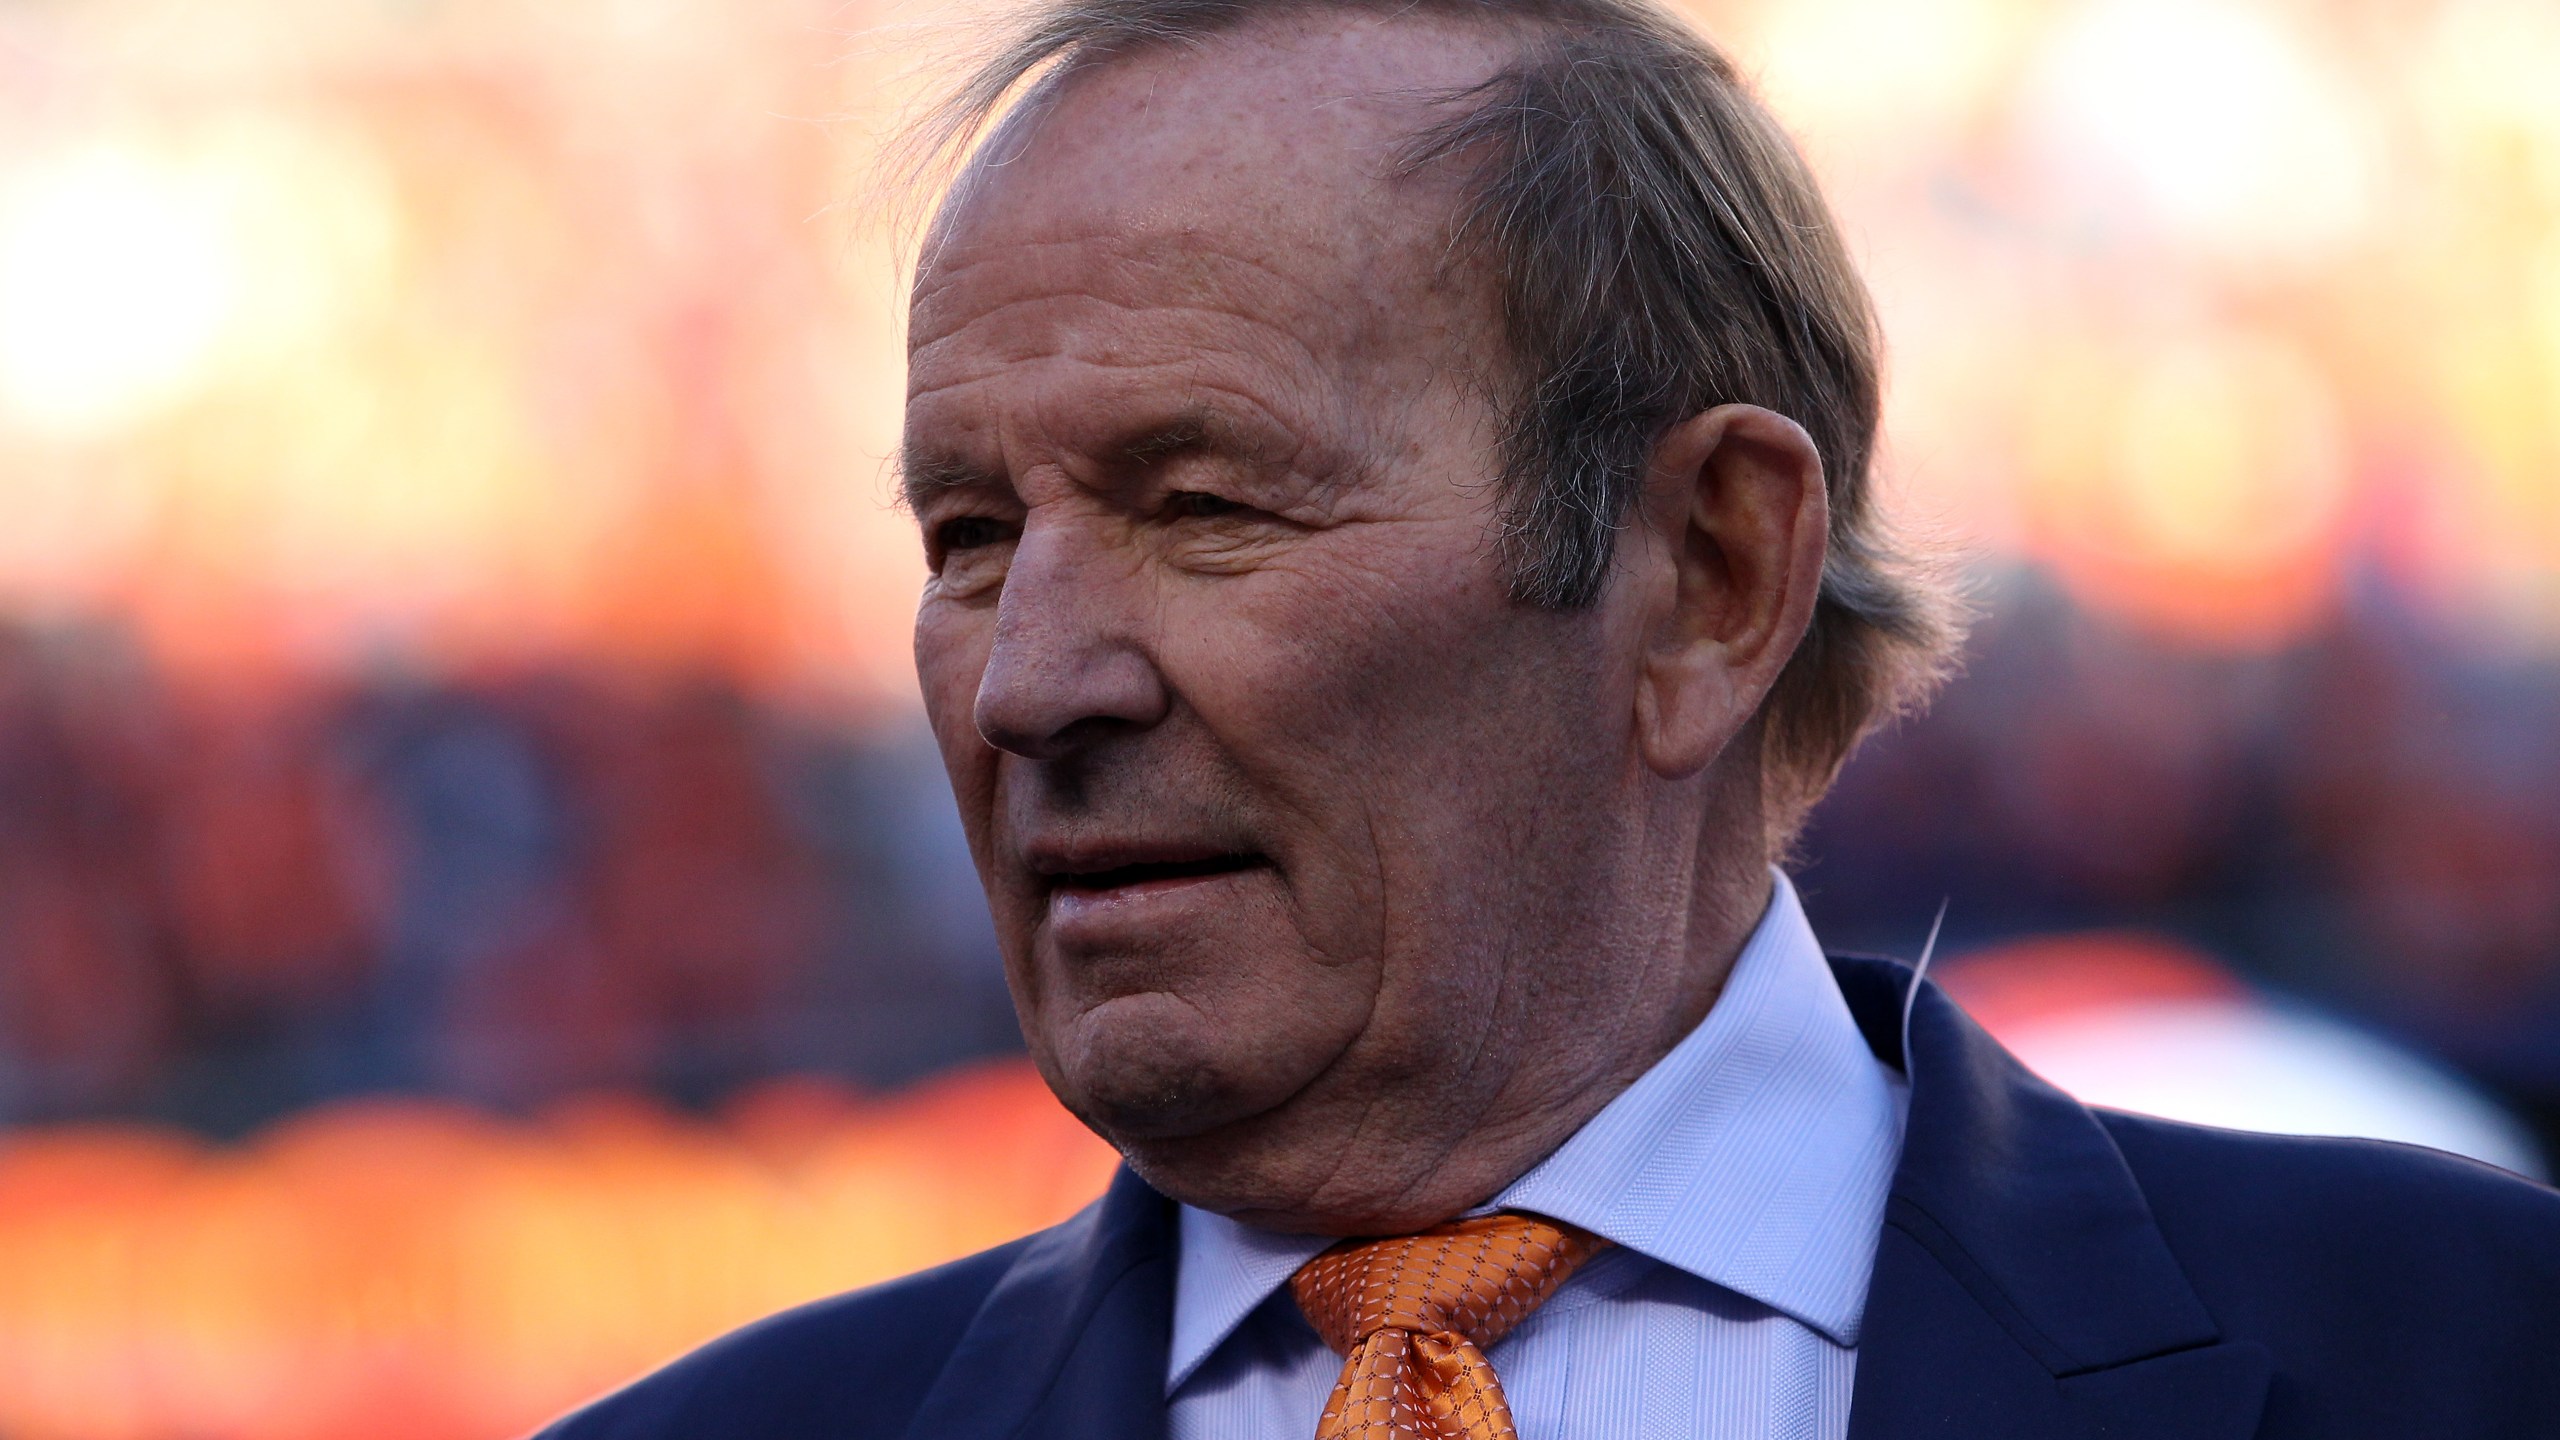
[
  {"left": 897, "top": 451, "right": 1001, "bottom": 512},
  {"left": 1115, "top": 408, "right": 1275, "bottom": 471},
  {"left": 898, "top": 408, "right": 1287, "bottom": 510}
]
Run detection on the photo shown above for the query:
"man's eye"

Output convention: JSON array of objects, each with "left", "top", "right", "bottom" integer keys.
[
  {"left": 935, "top": 516, "right": 1013, "bottom": 553},
  {"left": 1167, "top": 491, "right": 1245, "bottom": 519}
]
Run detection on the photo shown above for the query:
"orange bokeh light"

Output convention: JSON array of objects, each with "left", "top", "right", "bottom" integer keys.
[{"left": 0, "top": 1064, "right": 1118, "bottom": 1440}]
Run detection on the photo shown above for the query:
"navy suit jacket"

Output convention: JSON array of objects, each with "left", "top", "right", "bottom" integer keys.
[{"left": 541, "top": 957, "right": 2560, "bottom": 1438}]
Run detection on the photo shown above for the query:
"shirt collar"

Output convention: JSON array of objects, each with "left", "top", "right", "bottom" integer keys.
[
  {"left": 1166, "top": 869, "right": 1905, "bottom": 1392},
  {"left": 1168, "top": 1207, "right": 1334, "bottom": 1392}
]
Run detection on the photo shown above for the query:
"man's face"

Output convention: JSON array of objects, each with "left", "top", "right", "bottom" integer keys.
[{"left": 904, "top": 18, "right": 1661, "bottom": 1227}]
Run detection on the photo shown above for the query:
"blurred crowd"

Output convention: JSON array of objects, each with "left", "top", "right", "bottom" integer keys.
[
  {"left": 3, "top": 0, "right": 2557, "bottom": 1158},
  {"left": 1804, "top": 570, "right": 2560, "bottom": 1141},
  {"left": 0, "top": 628, "right": 1015, "bottom": 1135},
  {"left": 2, "top": 569, "right": 2555, "bottom": 1151}
]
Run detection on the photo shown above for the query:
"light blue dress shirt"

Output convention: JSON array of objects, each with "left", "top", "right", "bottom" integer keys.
[{"left": 1166, "top": 871, "right": 1907, "bottom": 1440}]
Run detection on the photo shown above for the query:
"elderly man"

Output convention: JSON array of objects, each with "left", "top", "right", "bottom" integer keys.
[{"left": 544, "top": 0, "right": 2560, "bottom": 1436}]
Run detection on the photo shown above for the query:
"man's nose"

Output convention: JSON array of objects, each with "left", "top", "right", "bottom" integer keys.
[{"left": 972, "top": 515, "right": 1170, "bottom": 761}]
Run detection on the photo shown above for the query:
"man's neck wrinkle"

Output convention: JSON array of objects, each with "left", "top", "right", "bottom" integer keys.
[
  {"left": 1227, "top": 988, "right": 1724, "bottom": 1236},
  {"left": 1224, "top": 837, "right": 1765, "bottom": 1237}
]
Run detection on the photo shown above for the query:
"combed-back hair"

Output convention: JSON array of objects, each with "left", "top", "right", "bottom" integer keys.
[{"left": 908, "top": 0, "right": 1967, "bottom": 845}]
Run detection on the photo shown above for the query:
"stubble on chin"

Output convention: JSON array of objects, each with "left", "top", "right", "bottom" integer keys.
[{"left": 1045, "top": 989, "right": 1254, "bottom": 1141}]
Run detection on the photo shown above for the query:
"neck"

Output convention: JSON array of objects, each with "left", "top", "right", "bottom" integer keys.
[{"left": 1409, "top": 850, "right": 1771, "bottom": 1219}]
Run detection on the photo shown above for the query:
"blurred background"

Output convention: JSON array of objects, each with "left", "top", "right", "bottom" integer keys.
[{"left": 0, "top": 0, "right": 2553, "bottom": 1433}]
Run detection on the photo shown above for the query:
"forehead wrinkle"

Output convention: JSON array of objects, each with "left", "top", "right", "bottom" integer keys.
[
  {"left": 908, "top": 292, "right": 1340, "bottom": 404},
  {"left": 910, "top": 227, "right": 1376, "bottom": 382},
  {"left": 908, "top": 288, "right": 1372, "bottom": 486}
]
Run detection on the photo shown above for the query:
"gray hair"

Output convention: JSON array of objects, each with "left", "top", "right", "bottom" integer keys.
[{"left": 909, "top": 0, "right": 1966, "bottom": 844}]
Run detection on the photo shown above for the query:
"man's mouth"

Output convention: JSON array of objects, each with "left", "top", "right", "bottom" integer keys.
[
  {"left": 1024, "top": 839, "right": 1273, "bottom": 910},
  {"left": 1049, "top": 852, "right": 1266, "bottom": 895}
]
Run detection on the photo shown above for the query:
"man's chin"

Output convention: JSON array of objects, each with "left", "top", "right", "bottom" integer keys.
[
  {"left": 1069, "top": 1072, "right": 1260, "bottom": 1143},
  {"left": 1047, "top": 1003, "right": 1291, "bottom": 1144},
  {"left": 1058, "top": 1051, "right": 1357, "bottom": 1225}
]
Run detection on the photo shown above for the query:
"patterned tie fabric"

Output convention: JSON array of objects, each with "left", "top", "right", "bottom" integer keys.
[{"left": 1288, "top": 1212, "right": 1609, "bottom": 1440}]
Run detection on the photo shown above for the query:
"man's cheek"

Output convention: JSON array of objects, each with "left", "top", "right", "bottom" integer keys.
[
  {"left": 913, "top": 594, "right": 996, "bottom": 708},
  {"left": 915, "top": 611, "right": 1000, "bottom": 784}
]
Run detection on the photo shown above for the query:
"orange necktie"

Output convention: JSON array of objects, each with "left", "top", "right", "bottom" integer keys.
[{"left": 1288, "top": 1213, "right": 1609, "bottom": 1440}]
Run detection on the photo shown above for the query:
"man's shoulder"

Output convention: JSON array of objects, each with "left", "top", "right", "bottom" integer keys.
[
  {"left": 533, "top": 1235, "right": 1032, "bottom": 1440},
  {"left": 2098, "top": 1109, "right": 2560, "bottom": 1427},
  {"left": 2098, "top": 1106, "right": 2560, "bottom": 1278}
]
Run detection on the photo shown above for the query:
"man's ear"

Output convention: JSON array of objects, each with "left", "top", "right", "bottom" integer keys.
[{"left": 1632, "top": 403, "right": 1829, "bottom": 779}]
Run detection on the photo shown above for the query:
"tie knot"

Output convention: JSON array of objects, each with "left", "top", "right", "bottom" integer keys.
[{"left": 1289, "top": 1213, "right": 1608, "bottom": 1358}]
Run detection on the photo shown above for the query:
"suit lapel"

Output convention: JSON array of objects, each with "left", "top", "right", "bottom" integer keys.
[
  {"left": 898, "top": 1166, "right": 1175, "bottom": 1440},
  {"left": 1831, "top": 956, "right": 2271, "bottom": 1440}
]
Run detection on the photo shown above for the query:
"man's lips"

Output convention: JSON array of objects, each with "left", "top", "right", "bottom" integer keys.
[
  {"left": 1024, "top": 840, "right": 1274, "bottom": 932},
  {"left": 1044, "top": 851, "right": 1267, "bottom": 895}
]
